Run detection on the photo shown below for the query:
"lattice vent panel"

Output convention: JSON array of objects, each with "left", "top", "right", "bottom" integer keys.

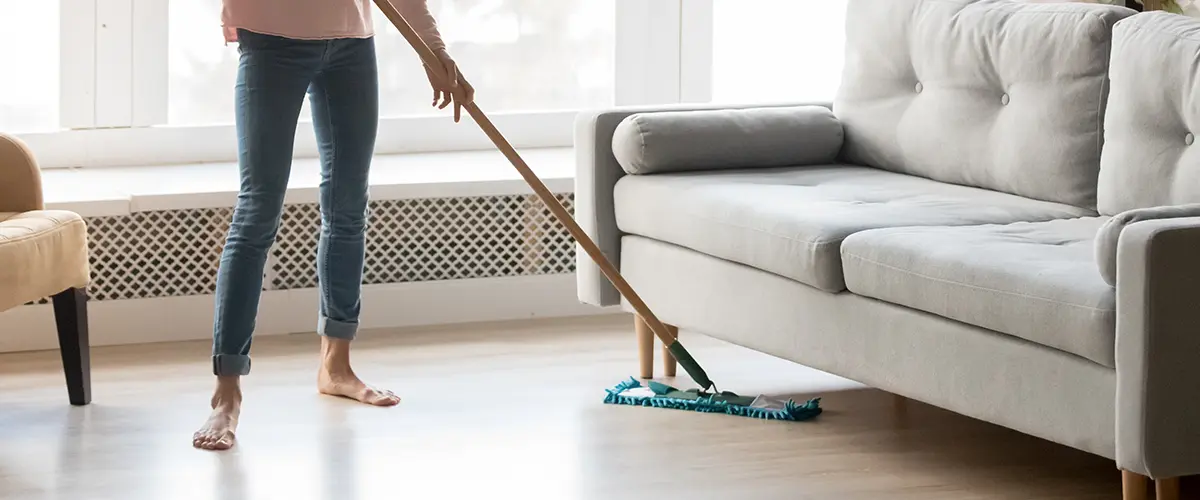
[
  {"left": 46, "top": 194, "right": 575, "bottom": 303},
  {"left": 268, "top": 194, "right": 577, "bottom": 289},
  {"left": 84, "top": 208, "right": 233, "bottom": 301}
]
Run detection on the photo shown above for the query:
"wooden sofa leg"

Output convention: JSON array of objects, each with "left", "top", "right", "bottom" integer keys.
[
  {"left": 51, "top": 288, "right": 91, "bottom": 406},
  {"left": 635, "top": 315, "right": 653, "bottom": 379},
  {"left": 1156, "top": 477, "right": 1180, "bottom": 500},
  {"left": 662, "top": 324, "right": 679, "bottom": 377},
  {"left": 1122, "top": 471, "right": 1150, "bottom": 500}
]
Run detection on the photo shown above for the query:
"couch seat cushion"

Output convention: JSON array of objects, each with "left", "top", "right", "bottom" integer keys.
[
  {"left": 613, "top": 165, "right": 1093, "bottom": 292},
  {"left": 841, "top": 217, "right": 1115, "bottom": 367},
  {"left": 0, "top": 211, "right": 91, "bottom": 312}
]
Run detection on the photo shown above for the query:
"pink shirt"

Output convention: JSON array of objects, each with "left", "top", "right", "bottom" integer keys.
[{"left": 221, "top": 0, "right": 444, "bottom": 51}]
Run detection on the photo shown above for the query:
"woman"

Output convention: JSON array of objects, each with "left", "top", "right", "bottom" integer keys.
[{"left": 193, "top": 0, "right": 472, "bottom": 451}]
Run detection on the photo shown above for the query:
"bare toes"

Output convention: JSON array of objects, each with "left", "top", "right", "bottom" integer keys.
[
  {"left": 368, "top": 388, "right": 400, "bottom": 406},
  {"left": 193, "top": 428, "right": 236, "bottom": 450},
  {"left": 318, "top": 372, "right": 400, "bottom": 407}
]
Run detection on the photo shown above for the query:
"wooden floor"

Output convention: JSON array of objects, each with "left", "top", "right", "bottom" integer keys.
[{"left": 0, "top": 315, "right": 1193, "bottom": 500}]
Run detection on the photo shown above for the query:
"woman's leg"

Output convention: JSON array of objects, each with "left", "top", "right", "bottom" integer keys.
[
  {"left": 194, "top": 30, "right": 323, "bottom": 450},
  {"left": 307, "top": 36, "right": 398, "bottom": 406}
]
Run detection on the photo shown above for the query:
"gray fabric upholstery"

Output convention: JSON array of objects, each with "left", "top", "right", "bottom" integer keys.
[
  {"left": 842, "top": 218, "right": 1115, "bottom": 367},
  {"left": 1095, "top": 204, "right": 1200, "bottom": 286},
  {"left": 835, "top": 0, "right": 1133, "bottom": 208},
  {"left": 574, "top": 102, "right": 830, "bottom": 307},
  {"left": 614, "top": 166, "right": 1092, "bottom": 292},
  {"left": 577, "top": 4, "right": 1200, "bottom": 479},
  {"left": 1099, "top": 12, "right": 1200, "bottom": 215},
  {"left": 1115, "top": 217, "right": 1200, "bottom": 478},
  {"left": 619, "top": 235, "right": 1116, "bottom": 460},
  {"left": 611, "top": 106, "right": 843, "bottom": 175}
]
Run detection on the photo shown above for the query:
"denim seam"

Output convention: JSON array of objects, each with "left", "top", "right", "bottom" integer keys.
[{"left": 321, "top": 74, "right": 339, "bottom": 320}]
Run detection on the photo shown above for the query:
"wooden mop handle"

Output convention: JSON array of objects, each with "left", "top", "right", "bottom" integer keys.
[{"left": 371, "top": 0, "right": 682, "bottom": 349}]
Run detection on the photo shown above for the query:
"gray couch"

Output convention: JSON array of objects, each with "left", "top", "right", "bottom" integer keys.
[{"left": 574, "top": 1, "right": 1200, "bottom": 495}]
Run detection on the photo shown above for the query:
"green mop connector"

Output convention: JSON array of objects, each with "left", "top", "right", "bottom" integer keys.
[{"left": 666, "top": 341, "right": 713, "bottom": 392}]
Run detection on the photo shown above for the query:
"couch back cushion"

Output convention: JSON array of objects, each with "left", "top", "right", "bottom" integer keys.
[
  {"left": 1098, "top": 12, "right": 1200, "bottom": 215},
  {"left": 834, "top": 0, "right": 1133, "bottom": 209}
]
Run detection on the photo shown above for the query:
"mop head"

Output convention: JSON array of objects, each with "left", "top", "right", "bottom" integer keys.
[{"left": 603, "top": 377, "right": 822, "bottom": 421}]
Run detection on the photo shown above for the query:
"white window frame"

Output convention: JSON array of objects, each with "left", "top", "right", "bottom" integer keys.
[
  {"left": 59, "top": 0, "right": 97, "bottom": 130},
  {"left": 27, "top": 0, "right": 706, "bottom": 170}
]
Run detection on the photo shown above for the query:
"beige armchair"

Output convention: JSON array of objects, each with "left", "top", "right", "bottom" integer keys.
[{"left": 0, "top": 133, "right": 91, "bottom": 405}]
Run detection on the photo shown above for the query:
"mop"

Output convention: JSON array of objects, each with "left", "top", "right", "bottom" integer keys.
[{"left": 372, "top": 0, "right": 821, "bottom": 422}]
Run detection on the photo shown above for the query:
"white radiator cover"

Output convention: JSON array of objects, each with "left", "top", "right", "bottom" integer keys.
[
  {"left": 54, "top": 193, "right": 575, "bottom": 302},
  {"left": 3, "top": 193, "right": 607, "bottom": 352}
]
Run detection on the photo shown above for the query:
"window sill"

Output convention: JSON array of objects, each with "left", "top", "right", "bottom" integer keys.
[{"left": 42, "top": 147, "right": 575, "bottom": 217}]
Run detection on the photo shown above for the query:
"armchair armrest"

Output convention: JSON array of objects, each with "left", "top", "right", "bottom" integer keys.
[
  {"left": 1115, "top": 216, "right": 1200, "bottom": 478},
  {"left": 574, "top": 102, "right": 831, "bottom": 307},
  {"left": 0, "top": 133, "right": 44, "bottom": 213}
]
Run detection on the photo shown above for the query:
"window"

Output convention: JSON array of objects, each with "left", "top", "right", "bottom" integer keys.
[
  {"left": 0, "top": 1, "right": 61, "bottom": 133},
  {"left": 10, "top": 0, "right": 622, "bottom": 168},
  {"left": 372, "top": 1, "right": 615, "bottom": 117},
  {"left": 167, "top": 0, "right": 243, "bottom": 125},
  {"left": 709, "top": 0, "right": 846, "bottom": 104},
  {"left": 24, "top": 0, "right": 850, "bottom": 169},
  {"left": 165, "top": 0, "right": 613, "bottom": 127}
]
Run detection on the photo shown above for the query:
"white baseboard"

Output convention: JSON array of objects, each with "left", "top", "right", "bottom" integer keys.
[{"left": 0, "top": 274, "right": 615, "bottom": 353}]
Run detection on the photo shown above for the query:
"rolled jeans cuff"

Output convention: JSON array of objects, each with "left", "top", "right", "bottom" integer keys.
[
  {"left": 319, "top": 316, "right": 358, "bottom": 341},
  {"left": 212, "top": 354, "right": 251, "bottom": 376}
]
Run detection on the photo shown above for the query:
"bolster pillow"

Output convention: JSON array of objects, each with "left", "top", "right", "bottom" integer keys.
[
  {"left": 610, "top": 105, "right": 844, "bottom": 175},
  {"left": 1096, "top": 203, "right": 1200, "bottom": 286}
]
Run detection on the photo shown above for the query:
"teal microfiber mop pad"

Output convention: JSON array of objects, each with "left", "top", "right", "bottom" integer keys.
[{"left": 604, "top": 377, "right": 822, "bottom": 421}]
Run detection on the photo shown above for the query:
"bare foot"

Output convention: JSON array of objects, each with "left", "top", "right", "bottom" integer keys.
[
  {"left": 193, "top": 376, "right": 241, "bottom": 450},
  {"left": 317, "top": 337, "right": 400, "bottom": 406},
  {"left": 318, "top": 369, "right": 401, "bottom": 406}
]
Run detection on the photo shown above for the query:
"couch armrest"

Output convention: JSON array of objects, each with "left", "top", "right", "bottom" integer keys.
[
  {"left": 1096, "top": 204, "right": 1200, "bottom": 286},
  {"left": 574, "top": 102, "right": 831, "bottom": 306},
  {"left": 0, "top": 133, "right": 44, "bottom": 213},
  {"left": 612, "top": 105, "right": 843, "bottom": 175},
  {"left": 1115, "top": 216, "right": 1200, "bottom": 478}
]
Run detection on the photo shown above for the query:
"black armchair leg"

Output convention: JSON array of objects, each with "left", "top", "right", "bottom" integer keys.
[{"left": 51, "top": 288, "right": 91, "bottom": 406}]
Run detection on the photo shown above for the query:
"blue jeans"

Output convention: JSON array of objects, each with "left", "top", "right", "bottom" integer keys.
[{"left": 212, "top": 29, "right": 379, "bottom": 376}]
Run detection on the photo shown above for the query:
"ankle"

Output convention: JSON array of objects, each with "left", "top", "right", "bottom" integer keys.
[
  {"left": 320, "top": 337, "right": 353, "bottom": 374},
  {"left": 211, "top": 376, "right": 242, "bottom": 409},
  {"left": 211, "top": 393, "right": 241, "bottom": 412},
  {"left": 320, "top": 361, "right": 355, "bottom": 380}
]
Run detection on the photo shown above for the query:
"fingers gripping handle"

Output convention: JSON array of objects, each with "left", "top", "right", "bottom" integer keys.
[{"left": 371, "top": 0, "right": 701, "bottom": 385}]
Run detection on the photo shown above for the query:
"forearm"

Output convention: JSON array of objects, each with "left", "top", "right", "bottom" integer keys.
[
  {"left": 0, "top": 134, "right": 43, "bottom": 213},
  {"left": 396, "top": 0, "right": 445, "bottom": 52},
  {"left": 1115, "top": 216, "right": 1200, "bottom": 478}
]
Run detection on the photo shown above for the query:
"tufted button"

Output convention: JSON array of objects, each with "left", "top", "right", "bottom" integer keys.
[
  {"left": 914, "top": 82, "right": 923, "bottom": 93},
  {"left": 1187, "top": 133, "right": 1195, "bottom": 145},
  {"left": 1000, "top": 93, "right": 1010, "bottom": 105}
]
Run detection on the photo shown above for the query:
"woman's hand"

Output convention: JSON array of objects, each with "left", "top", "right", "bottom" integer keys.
[{"left": 425, "top": 48, "right": 475, "bottom": 123}]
